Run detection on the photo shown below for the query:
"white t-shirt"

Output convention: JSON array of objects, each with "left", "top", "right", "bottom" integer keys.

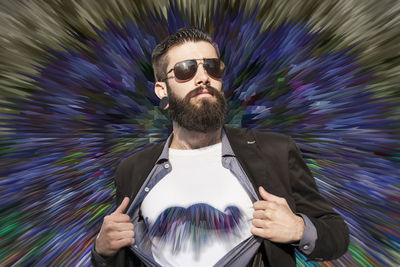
[{"left": 141, "top": 143, "right": 254, "bottom": 267}]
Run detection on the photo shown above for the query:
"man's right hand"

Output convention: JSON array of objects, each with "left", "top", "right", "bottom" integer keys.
[{"left": 95, "top": 197, "right": 135, "bottom": 257}]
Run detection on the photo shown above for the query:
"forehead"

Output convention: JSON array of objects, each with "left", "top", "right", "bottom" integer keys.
[{"left": 166, "top": 41, "right": 218, "bottom": 68}]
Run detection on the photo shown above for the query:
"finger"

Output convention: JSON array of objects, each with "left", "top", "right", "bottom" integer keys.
[
  {"left": 259, "top": 187, "right": 282, "bottom": 203},
  {"left": 117, "top": 222, "right": 134, "bottom": 231},
  {"left": 253, "top": 200, "right": 268, "bottom": 210},
  {"left": 112, "top": 230, "right": 135, "bottom": 240},
  {"left": 112, "top": 222, "right": 134, "bottom": 232},
  {"left": 115, "top": 197, "right": 130, "bottom": 214},
  {"left": 109, "top": 238, "right": 135, "bottom": 251},
  {"left": 251, "top": 227, "right": 271, "bottom": 239},
  {"left": 252, "top": 218, "right": 269, "bottom": 229},
  {"left": 104, "top": 222, "right": 134, "bottom": 233},
  {"left": 253, "top": 210, "right": 270, "bottom": 220},
  {"left": 108, "top": 213, "right": 132, "bottom": 223},
  {"left": 253, "top": 200, "right": 276, "bottom": 210}
]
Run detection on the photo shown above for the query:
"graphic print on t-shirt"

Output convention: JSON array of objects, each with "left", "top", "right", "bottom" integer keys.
[{"left": 147, "top": 203, "right": 248, "bottom": 257}]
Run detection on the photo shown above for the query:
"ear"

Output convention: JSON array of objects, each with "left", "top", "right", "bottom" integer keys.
[{"left": 154, "top": 82, "right": 168, "bottom": 100}]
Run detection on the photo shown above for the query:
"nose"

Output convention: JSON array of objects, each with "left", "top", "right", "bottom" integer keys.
[{"left": 194, "top": 61, "right": 210, "bottom": 86}]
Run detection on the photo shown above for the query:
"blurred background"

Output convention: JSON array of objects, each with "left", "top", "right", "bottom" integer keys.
[{"left": 0, "top": 0, "right": 399, "bottom": 266}]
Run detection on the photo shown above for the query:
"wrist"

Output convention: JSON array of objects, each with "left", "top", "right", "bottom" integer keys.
[
  {"left": 94, "top": 235, "right": 109, "bottom": 256},
  {"left": 94, "top": 236, "right": 102, "bottom": 254},
  {"left": 294, "top": 216, "right": 305, "bottom": 242}
]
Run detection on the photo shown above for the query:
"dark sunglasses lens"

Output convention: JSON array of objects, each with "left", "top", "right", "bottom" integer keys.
[
  {"left": 204, "top": 59, "right": 225, "bottom": 78},
  {"left": 174, "top": 60, "right": 197, "bottom": 80}
]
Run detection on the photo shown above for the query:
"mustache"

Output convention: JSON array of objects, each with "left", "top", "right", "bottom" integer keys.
[
  {"left": 185, "top": 85, "right": 222, "bottom": 100},
  {"left": 149, "top": 203, "right": 243, "bottom": 236},
  {"left": 147, "top": 203, "right": 246, "bottom": 253}
]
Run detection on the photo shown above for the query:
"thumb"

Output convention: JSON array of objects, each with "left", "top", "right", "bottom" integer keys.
[
  {"left": 259, "top": 186, "right": 281, "bottom": 202},
  {"left": 115, "top": 197, "right": 130, "bottom": 214}
]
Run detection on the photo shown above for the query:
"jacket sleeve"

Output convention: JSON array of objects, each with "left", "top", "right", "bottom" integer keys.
[{"left": 287, "top": 137, "right": 349, "bottom": 261}]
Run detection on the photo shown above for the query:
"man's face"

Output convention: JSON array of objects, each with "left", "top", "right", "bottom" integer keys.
[
  {"left": 164, "top": 41, "right": 226, "bottom": 133},
  {"left": 165, "top": 41, "right": 223, "bottom": 99}
]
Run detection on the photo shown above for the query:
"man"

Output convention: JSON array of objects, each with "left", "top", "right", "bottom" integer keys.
[{"left": 92, "top": 27, "right": 349, "bottom": 266}]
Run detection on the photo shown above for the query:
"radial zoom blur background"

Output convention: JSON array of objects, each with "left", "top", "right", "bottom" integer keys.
[{"left": 0, "top": 0, "right": 399, "bottom": 266}]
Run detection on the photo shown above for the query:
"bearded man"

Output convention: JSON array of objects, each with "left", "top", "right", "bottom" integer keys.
[{"left": 91, "top": 27, "right": 349, "bottom": 267}]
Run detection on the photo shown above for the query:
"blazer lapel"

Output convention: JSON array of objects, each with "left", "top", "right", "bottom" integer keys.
[
  {"left": 129, "top": 142, "right": 165, "bottom": 201},
  {"left": 224, "top": 126, "right": 268, "bottom": 200}
]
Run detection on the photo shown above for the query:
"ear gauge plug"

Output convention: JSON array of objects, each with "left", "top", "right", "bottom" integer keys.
[{"left": 159, "top": 96, "right": 169, "bottom": 110}]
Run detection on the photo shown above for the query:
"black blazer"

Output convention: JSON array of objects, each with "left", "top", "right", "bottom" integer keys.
[{"left": 94, "top": 126, "right": 349, "bottom": 266}]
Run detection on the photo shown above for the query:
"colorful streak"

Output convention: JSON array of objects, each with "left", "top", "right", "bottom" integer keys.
[
  {"left": 0, "top": 0, "right": 399, "bottom": 266},
  {"left": 147, "top": 204, "right": 246, "bottom": 255}
]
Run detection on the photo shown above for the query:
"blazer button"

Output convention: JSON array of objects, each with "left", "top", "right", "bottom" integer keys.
[{"left": 164, "top": 163, "right": 170, "bottom": 169}]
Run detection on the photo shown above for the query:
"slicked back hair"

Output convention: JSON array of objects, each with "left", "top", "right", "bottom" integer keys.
[{"left": 151, "top": 27, "right": 220, "bottom": 82}]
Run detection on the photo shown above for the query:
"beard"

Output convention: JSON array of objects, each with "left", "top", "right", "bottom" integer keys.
[{"left": 167, "top": 84, "right": 227, "bottom": 133}]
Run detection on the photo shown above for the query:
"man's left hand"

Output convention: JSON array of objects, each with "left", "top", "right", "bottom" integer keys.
[{"left": 251, "top": 186, "right": 305, "bottom": 243}]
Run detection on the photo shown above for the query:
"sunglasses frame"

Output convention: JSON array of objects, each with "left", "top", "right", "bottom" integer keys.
[{"left": 164, "top": 58, "right": 225, "bottom": 82}]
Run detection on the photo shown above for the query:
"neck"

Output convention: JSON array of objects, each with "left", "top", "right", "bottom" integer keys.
[{"left": 170, "top": 122, "right": 222, "bottom": 149}]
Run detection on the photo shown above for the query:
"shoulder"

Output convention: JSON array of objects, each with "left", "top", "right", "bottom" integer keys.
[
  {"left": 116, "top": 141, "right": 165, "bottom": 175},
  {"left": 114, "top": 141, "right": 166, "bottom": 200},
  {"left": 224, "top": 125, "right": 292, "bottom": 146}
]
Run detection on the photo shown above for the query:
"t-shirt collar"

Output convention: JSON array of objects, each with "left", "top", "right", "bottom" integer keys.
[{"left": 156, "top": 127, "right": 236, "bottom": 163}]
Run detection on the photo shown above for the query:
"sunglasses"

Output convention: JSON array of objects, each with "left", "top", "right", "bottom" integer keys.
[{"left": 164, "top": 58, "right": 225, "bottom": 81}]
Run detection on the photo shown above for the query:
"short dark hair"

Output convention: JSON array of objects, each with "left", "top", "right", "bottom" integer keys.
[{"left": 151, "top": 27, "right": 220, "bottom": 82}]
